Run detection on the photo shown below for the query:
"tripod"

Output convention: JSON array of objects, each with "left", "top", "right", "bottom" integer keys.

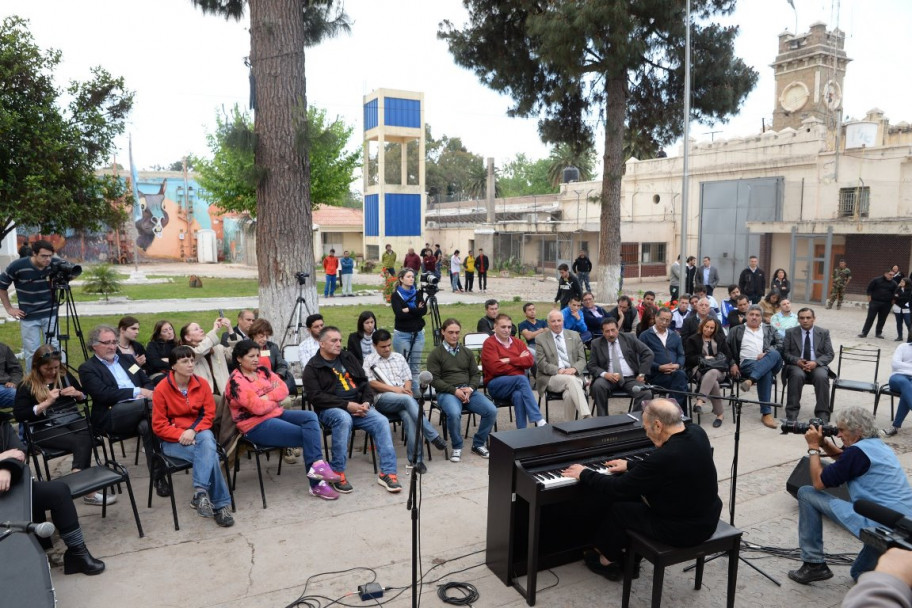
[
  {"left": 280, "top": 277, "right": 314, "bottom": 349},
  {"left": 423, "top": 289, "right": 441, "bottom": 347},
  {"left": 406, "top": 381, "right": 431, "bottom": 607},
  {"left": 45, "top": 282, "right": 88, "bottom": 370}
]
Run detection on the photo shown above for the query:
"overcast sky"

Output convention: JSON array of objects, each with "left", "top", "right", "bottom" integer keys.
[{"left": 6, "top": 0, "right": 911, "bottom": 176}]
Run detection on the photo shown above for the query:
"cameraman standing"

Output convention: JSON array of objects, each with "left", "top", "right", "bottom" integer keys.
[
  {"left": 0, "top": 240, "right": 57, "bottom": 372},
  {"left": 791, "top": 406, "right": 912, "bottom": 584}
]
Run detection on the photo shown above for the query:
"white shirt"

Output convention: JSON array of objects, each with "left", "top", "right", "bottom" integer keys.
[
  {"left": 607, "top": 338, "right": 636, "bottom": 378},
  {"left": 893, "top": 343, "right": 912, "bottom": 376},
  {"left": 739, "top": 326, "right": 764, "bottom": 363},
  {"left": 298, "top": 336, "right": 319, "bottom": 365},
  {"left": 652, "top": 326, "right": 669, "bottom": 347}
]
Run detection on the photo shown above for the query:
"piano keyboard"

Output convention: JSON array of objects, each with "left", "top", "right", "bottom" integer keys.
[{"left": 528, "top": 447, "right": 654, "bottom": 489}]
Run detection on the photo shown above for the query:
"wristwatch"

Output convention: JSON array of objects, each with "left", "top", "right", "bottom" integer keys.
[{"left": 807, "top": 449, "right": 822, "bottom": 456}]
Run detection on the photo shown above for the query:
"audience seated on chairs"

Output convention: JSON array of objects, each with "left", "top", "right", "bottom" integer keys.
[
  {"left": 535, "top": 311, "right": 591, "bottom": 419},
  {"left": 151, "top": 345, "right": 234, "bottom": 526},
  {"left": 14, "top": 346, "right": 109, "bottom": 504},
  {"left": 884, "top": 342, "right": 912, "bottom": 436},
  {"left": 561, "top": 398, "right": 722, "bottom": 581},
  {"left": 220, "top": 309, "right": 256, "bottom": 348},
  {"left": 426, "top": 319, "right": 497, "bottom": 462},
  {"left": 517, "top": 303, "right": 547, "bottom": 357},
  {"left": 588, "top": 317, "right": 653, "bottom": 415},
  {"left": 116, "top": 316, "right": 148, "bottom": 375},
  {"left": 0, "top": 339, "right": 22, "bottom": 409},
  {"left": 145, "top": 320, "right": 178, "bottom": 384},
  {"left": 680, "top": 297, "right": 719, "bottom": 343},
  {"left": 363, "top": 328, "right": 446, "bottom": 472},
  {"left": 297, "top": 314, "right": 324, "bottom": 366},
  {"left": 481, "top": 314, "right": 546, "bottom": 428},
  {"left": 477, "top": 299, "right": 516, "bottom": 336},
  {"left": 670, "top": 297, "right": 691, "bottom": 333},
  {"left": 0, "top": 415, "right": 105, "bottom": 575},
  {"left": 720, "top": 284, "right": 740, "bottom": 329},
  {"left": 179, "top": 317, "right": 233, "bottom": 399},
  {"left": 580, "top": 292, "right": 610, "bottom": 336},
  {"left": 302, "top": 327, "right": 401, "bottom": 494},
  {"left": 758, "top": 290, "right": 781, "bottom": 324},
  {"left": 227, "top": 339, "right": 342, "bottom": 500},
  {"left": 638, "top": 308, "right": 688, "bottom": 411},
  {"left": 636, "top": 291, "right": 657, "bottom": 319},
  {"left": 636, "top": 305, "right": 657, "bottom": 338},
  {"left": 247, "top": 318, "right": 296, "bottom": 397},
  {"left": 684, "top": 317, "right": 732, "bottom": 428},
  {"left": 726, "top": 305, "right": 783, "bottom": 429},
  {"left": 561, "top": 296, "right": 592, "bottom": 343},
  {"left": 782, "top": 308, "right": 834, "bottom": 423},
  {"left": 692, "top": 286, "right": 721, "bottom": 317},
  {"left": 727, "top": 295, "right": 750, "bottom": 329},
  {"left": 608, "top": 294, "right": 639, "bottom": 334},
  {"left": 78, "top": 324, "right": 166, "bottom": 496},
  {"left": 770, "top": 298, "right": 799, "bottom": 338},
  {"left": 346, "top": 310, "right": 378, "bottom": 365}
]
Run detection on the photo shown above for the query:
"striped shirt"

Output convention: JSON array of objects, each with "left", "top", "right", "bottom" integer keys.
[
  {"left": 0, "top": 257, "right": 53, "bottom": 319},
  {"left": 363, "top": 351, "right": 411, "bottom": 387}
]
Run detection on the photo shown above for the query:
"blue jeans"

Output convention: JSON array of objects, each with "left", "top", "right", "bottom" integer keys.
[
  {"left": 485, "top": 375, "right": 543, "bottom": 428},
  {"left": 161, "top": 430, "right": 231, "bottom": 509},
  {"left": 21, "top": 316, "right": 58, "bottom": 373},
  {"left": 797, "top": 486, "right": 880, "bottom": 580},
  {"left": 739, "top": 350, "right": 784, "bottom": 413},
  {"left": 392, "top": 329, "right": 424, "bottom": 397},
  {"left": 317, "top": 407, "right": 398, "bottom": 475},
  {"left": 374, "top": 392, "right": 439, "bottom": 464},
  {"left": 889, "top": 373, "right": 912, "bottom": 427},
  {"left": 244, "top": 410, "right": 325, "bottom": 486},
  {"left": 577, "top": 271, "right": 591, "bottom": 292},
  {"left": 323, "top": 275, "right": 337, "bottom": 296},
  {"left": 0, "top": 385, "right": 15, "bottom": 408},
  {"left": 436, "top": 390, "right": 497, "bottom": 450},
  {"left": 450, "top": 273, "right": 463, "bottom": 291}
]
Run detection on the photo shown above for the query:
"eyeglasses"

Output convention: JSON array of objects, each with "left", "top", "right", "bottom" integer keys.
[
  {"left": 96, "top": 340, "right": 117, "bottom": 346},
  {"left": 39, "top": 350, "right": 61, "bottom": 359}
]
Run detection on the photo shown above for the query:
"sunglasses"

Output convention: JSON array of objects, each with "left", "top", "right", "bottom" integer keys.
[{"left": 39, "top": 350, "right": 62, "bottom": 359}]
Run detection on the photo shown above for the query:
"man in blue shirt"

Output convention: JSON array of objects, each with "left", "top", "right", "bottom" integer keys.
[
  {"left": 0, "top": 240, "right": 57, "bottom": 372},
  {"left": 638, "top": 308, "right": 688, "bottom": 410},
  {"left": 518, "top": 303, "right": 547, "bottom": 356},
  {"left": 561, "top": 296, "right": 591, "bottom": 343}
]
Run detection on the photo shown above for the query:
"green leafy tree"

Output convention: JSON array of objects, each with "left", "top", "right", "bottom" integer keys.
[
  {"left": 547, "top": 143, "right": 596, "bottom": 188},
  {"left": 190, "top": 0, "right": 350, "bottom": 331},
  {"left": 499, "top": 154, "right": 556, "bottom": 197},
  {"left": 0, "top": 16, "right": 133, "bottom": 243},
  {"left": 440, "top": 1, "right": 757, "bottom": 299}
]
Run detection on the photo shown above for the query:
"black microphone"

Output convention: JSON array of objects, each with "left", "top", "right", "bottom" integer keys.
[
  {"left": 0, "top": 520, "right": 55, "bottom": 538},
  {"left": 854, "top": 499, "right": 912, "bottom": 535},
  {"left": 418, "top": 370, "right": 433, "bottom": 391},
  {"left": 630, "top": 383, "right": 660, "bottom": 394}
]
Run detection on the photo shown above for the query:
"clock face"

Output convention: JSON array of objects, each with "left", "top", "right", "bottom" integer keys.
[
  {"left": 823, "top": 80, "right": 842, "bottom": 110},
  {"left": 780, "top": 81, "right": 810, "bottom": 112}
]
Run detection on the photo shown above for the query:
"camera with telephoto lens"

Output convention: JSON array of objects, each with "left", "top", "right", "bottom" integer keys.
[
  {"left": 295, "top": 271, "right": 309, "bottom": 285},
  {"left": 47, "top": 258, "right": 82, "bottom": 284},
  {"left": 779, "top": 417, "right": 839, "bottom": 437},
  {"left": 420, "top": 271, "right": 439, "bottom": 296}
]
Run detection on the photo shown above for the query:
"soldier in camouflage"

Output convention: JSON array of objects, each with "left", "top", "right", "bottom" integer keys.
[{"left": 826, "top": 260, "right": 852, "bottom": 309}]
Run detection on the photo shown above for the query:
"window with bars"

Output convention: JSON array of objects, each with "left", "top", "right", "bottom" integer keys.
[
  {"left": 641, "top": 242, "right": 667, "bottom": 264},
  {"left": 838, "top": 187, "right": 870, "bottom": 218}
]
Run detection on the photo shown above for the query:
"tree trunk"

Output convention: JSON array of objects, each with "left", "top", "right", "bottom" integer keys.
[
  {"left": 596, "top": 77, "right": 627, "bottom": 303},
  {"left": 249, "top": 0, "right": 318, "bottom": 339}
]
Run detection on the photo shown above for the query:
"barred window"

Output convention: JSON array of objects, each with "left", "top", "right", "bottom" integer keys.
[
  {"left": 641, "top": 242, "right": 666, "bottom": 264},
  {"left": 366, "top": 244, "right": 379, "bottom": 260},
  {"left": 838, "top": 187, "right": 870, "bottom": 218}
]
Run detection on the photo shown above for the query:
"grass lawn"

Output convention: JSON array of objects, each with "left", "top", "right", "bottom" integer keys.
[
  {"left": 69, "top": 277, "right": 379, "bottom": 302},
  {"left": 3, "top": 300, "right": 550, "bottom": 370}
]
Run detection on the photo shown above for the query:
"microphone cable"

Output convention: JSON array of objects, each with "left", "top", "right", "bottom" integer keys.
[{"left": 436, "top": 581, "right": 479, "bottom": 606}]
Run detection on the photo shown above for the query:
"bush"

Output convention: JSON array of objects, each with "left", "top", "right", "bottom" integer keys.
[{"left": 81, "top": 264, "right": 122, "bottom": 301}]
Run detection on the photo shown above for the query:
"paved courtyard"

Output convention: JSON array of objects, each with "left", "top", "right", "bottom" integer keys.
[{"left": 35, "top": 268, "right": 911, "bottom": 607}]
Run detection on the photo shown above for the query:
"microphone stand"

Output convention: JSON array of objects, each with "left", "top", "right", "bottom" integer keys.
[{"left": 407, "top": 381, "right": 430, "bottom": 607}]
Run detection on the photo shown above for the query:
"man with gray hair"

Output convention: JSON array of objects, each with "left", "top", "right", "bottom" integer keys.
[
  {"left": 790, "top": 406, "right": 912, "bottom": 584},
  {"left": 726, "top": 305, "right": 783, "bottom": 429}
]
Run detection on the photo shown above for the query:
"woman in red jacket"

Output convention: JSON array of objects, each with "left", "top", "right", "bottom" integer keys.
[{"left": 152, "top": 345, "right": 235, "bottom": 527}]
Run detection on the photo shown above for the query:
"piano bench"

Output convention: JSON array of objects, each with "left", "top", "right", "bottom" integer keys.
[{"left": 622, "top": 519, "right": 742, "bottom": 608}]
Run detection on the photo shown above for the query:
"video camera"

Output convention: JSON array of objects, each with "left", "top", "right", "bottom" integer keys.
[
  {"left": 47, "top": 258, "right": 82, "bottom": 285},
  {"left": 780, "top": 417, "right": 839, "bottom": 437},
  {"left": 855, "top": 499, "right": 912, "bottom": 552},
  {"left": 295, "top": 271, "right": 310, "bottom": 286},
  {"left": 420, "top": 271, "right": 439, "bottom": 296}
]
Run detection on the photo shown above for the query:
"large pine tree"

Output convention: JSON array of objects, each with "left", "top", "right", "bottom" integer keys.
[{"left": 440, "top": 1, "right": 758, "bottom": 300}]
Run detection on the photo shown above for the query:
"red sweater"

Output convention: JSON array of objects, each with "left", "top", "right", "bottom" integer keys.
[
  {"left": 225, "top": 368, "right": 289, "bottom": 434},
  {"left": 152, "top": 373, "right": 216, "bottom": 443},
  {"left": 481, "top": 335, "right": 534, "bottom": 379},
  {"left": 322, "top": 255, "right": 339, "bottom": 275}
]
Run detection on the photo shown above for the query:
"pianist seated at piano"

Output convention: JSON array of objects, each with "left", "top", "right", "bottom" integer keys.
[
  {"left": 562, "top": 398, "right": 722, "bottom": 581},
  {"left": 534, "top": 311, "right": 591, "bottom": 419},
  {"left": 587, "top": 317, "right": 654, "bottom": 415},
  {"left": 0, "top": 413, "right": 105, "bottom": 575},
  {"left": 481, "top": 314, "right": 546, "bottom": 428}
]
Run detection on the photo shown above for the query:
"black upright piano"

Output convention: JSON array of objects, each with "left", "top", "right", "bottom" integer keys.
[{"left": 485, "top": 414, "right": 653, "bottom": 606}]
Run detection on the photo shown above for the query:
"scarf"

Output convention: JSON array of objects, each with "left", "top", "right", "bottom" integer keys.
[{"left": 397, "top": 285, "right": 418, "bottom": 311}]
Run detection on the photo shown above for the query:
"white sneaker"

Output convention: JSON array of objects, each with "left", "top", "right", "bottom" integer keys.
[
  {"left": 450, "top": 448, "right": 462, "bottom": 463},
  {"left": 535, "top": 419, "right": 548, "bottom": 427},
  {"left": 83, "top": 491, "right": 117, "bottom": 506}
]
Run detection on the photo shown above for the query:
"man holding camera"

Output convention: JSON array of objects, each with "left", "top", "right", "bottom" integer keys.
[
  {"left": 0, "top": 239, "right": 58, "bottom": 372},
  {"left": 791, "top": 406, "right": 912, "bottom": 584}
]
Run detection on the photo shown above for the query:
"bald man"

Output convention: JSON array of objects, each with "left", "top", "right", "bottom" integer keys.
[
  {"left": 534, "top": 310, "right": 590, "bottom": 419},
  {"left": 563, "top": 399, "right": 722, "bottom": 581}
]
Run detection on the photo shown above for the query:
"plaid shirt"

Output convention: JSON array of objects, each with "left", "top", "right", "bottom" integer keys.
[{"left": 363, "top": 351, "right": 411, "bottom": 387}]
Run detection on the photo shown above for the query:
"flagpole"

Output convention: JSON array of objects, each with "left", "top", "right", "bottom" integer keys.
[{"left": 679, "top": 0, "right": 691, "bottom": 289}]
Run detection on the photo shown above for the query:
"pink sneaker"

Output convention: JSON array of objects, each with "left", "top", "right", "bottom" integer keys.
[
  {"left": 309, "top": 480, "right": 339, "bottom": 501},
  {"left": 307, "top": 459, "right": 342, "bottom": 482}
]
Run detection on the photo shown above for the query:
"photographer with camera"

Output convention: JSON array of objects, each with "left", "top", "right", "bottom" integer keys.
[
  {"left": 0, "top": 240, "right": 58, "bottom": 372},
  {"left": 789, "top": 406, "right": 912, "bottom": 585}
]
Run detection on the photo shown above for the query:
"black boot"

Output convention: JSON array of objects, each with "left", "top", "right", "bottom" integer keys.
[{"left": 63, "top": 544, "right": 106, "bottom": 575}]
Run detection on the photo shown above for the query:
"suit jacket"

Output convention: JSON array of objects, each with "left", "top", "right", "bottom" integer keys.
[
  {"left": 639, "top": 328, "right": 685, "bottom": 375},
  {"left": 782, "top": 326, "right": 834, "bottom": 368},
  {"left": 534, "top": 330, "right": 586, "bottom": 393},
  {"left": 684, "top": 332, "right": 734, "bottom": 373},
  {"left": 79, "top": 354, "right": 153, "bottom": 426},
  {"left": 680, "top": 312, "right": 721, "bottom": 344},
  {"left": 587, "top": 333, "right": 654, "bottom": 378},
  {"left": 694, "top": 265, "right": 720, "bottom": 290}
]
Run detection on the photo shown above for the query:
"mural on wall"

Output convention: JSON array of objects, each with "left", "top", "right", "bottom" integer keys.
[
  {"left": 132, "top": 174, "right": 219, "bottom": 261},
  {"left": 135, "top": 181, "right": 169, "bottom": 250}
]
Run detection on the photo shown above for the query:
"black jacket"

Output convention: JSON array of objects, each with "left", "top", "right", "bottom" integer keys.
[
  {"left": 572, "top": 256, "right": 592, "bottom": 274},
  {"left": 347, "top": 332, "right": 368, "bottom": 364},
  {"left": 555, "top": 274, "right": 583, "bottom": 308},
  {"left": 684, "top": 332, "right": 733, "bottom": 373},
  {"left": 0, "top": 421, "right": 26, "bottom": 484},
  {"left": 78, "top": 355, "right": 153, "bottom": 427},
  {"left": 868, "top": 275, "right": 898, "bottom": 303},
  {"left": 391, "top": 288, "right": 427, "bottom": 333},
  {"left": 145, "top": 339, "right": 177, "bottom": 376},
  {"left": 738, "top": 267, "right": 767, "bottom": 298},
  {"left": 680, "top": 312, "right": 721, "bottom": 344},
  {"left": 302, "top": 350, "right": 373, "bottom": 412}
]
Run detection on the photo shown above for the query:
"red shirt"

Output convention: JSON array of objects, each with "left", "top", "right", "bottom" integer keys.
[
  {"left": 322, "top": 255, "right": 339, "bottom": 275},
  {"left": 481, "top": 334, "right": 533, "bottom": 379}
]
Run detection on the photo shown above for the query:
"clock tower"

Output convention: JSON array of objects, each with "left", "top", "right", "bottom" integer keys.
[{"left": 771, "top": 22, "right": 851, "bottom": 132}]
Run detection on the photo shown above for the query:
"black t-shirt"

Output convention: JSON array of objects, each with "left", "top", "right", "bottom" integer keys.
[{"left": 326, "top": 357, "right": 360, "bottom": 402}]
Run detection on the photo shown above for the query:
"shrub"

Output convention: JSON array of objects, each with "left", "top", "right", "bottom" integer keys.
[{"left": 81, "top": 264, "right": 122, "bottom": 301}]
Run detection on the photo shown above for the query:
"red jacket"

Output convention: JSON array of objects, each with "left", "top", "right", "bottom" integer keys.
[
  {"left": 481, "top": 335, "right": 533, "bottom": 379},
  {"left": 224, "top": 368, "right": 289, "bottom": 434},
  {"left": 322, "top": 255, "right": 339, "bottom": 275},
  {"left": 152, "top": 372, "right": 215, "bottom": 443}
]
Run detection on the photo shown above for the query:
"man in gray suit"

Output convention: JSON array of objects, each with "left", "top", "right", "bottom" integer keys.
[
  {"left": 588, "top": 317, "right": 654, "bottom": 415},
  {"left": 695, "top": 256, "right": 720, "bottom": 297},
  {"left": 535, "top": 310, "right": 590, "bottom": 419},
  {"left": 782, "top": 307, "right": 835, "bottom": 422}
]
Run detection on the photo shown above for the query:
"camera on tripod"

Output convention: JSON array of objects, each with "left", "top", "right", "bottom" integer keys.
[
  {"left": 47, "top": 258, "right": 82, "bottom": 285},
  {"left": 295, "top": 271, "right": 310, "bottom": 285},
  {"left": 855, "top": 499, "right": 912, "bottom": 552},
  {"left": 780, "top": 417, "right": 839, "bottom": 437},
  {"left": 420, "top": 271, "right": 439, "bottom": 296}
]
